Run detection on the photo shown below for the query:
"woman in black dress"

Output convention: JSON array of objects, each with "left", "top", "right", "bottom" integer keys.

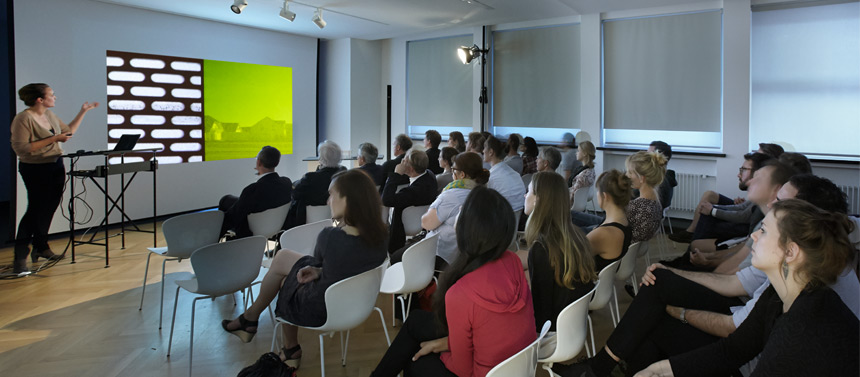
[{"left": 222, "top": 169, "right": 388, "bottom": 367}]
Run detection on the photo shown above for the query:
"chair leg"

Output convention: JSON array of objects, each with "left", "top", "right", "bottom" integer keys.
[
  {"left": 189, "top": 297, "right": 202, "bottom": 377},
  {"left": 167, "top": 285, "right": 181, "bottom": 357},
  {"left": 341, "top": 330, "right": 350, "bottom": 366},
  {"left": 319, "top": 333, "right": 326, "bottom": 377},
  {"left": 587, "top": 315, "right": 595, "bottom": 358},
  {"left": 405, "top": 293, "right": 414, "bottom": 321},
  {"left": 391, "top": 294, "right": 396, "bottom": 327},
  {"left": 139, "top": 252, "right": 152, "bottom": 310},
  {"left": 611, "top": 290, "right": 619, "bottom": 327},
  {"left": 397, "top": 296, "right": 408, "bottom": 326},
  {"left": 373, "top": 307, "right": 392, "bottom": 346},
  {"left": 271, "top": 320, "right": 283, "bottom": 352},
  {"left": 160, "top": 258, "right": 168, "bottom": 329}
]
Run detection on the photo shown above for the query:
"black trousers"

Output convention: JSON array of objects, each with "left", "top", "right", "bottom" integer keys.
[
  {"left": 15, "top": 159, "right": 66, "bottom": 260},
  {"left": 691, "top": 213, "right": 750, "bottom": 242},
  {"left": 218, "top": 194, "right": 239, "bottom": 236},
  {"left": 370, "top": 310, "right": 457, "bottom": 377},
  {"left": 606, "top": 269, "right": 743, "bottom": 376}
]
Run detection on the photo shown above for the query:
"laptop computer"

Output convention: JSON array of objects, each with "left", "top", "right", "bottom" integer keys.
[{"left": 112, "top": 134, "right": 140, "bottom": 152}]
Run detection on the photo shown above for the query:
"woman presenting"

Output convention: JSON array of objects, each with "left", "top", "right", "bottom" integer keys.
[{"left": 10, "top": 83, "right": 99, "bottom": 273}]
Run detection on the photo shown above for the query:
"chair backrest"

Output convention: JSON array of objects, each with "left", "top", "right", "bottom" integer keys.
[
  {"left": 571, "top": 188, "right": 589, "bottom": 212},
  {"left": 305, "top": 205, "right": 331, "bottom": 223},
  {"left": 279, "top": 219, "right": 330, "bottom": 256},
  {"left": 486, "top": 320, "right": 552, "bottom": 377},
  {"left": 189, "top": 236, "right": 266, "bottom": 297},
  {"left": 615, "top": 242, "right": 642, "bottom": 282},
  {"left": 521, "top": 173, "right": 533, "bottom": 191},
  {"left": 587, "top": 185, "right": 595, "bottom": 202},
  {"left": 589, "top": 260, "right": 620, "bottom": 310},
  {"left": 247, "top": 203, "right": 291, "bottom": 239},
  {"left": 402, "top": 205, "right": 430, "bottom": 237},
  {"left": 161, "top": 210, "right": 225, "bottom": 259},
  {"left": 318, "top": 261, "right": 388, "bottom": 332},
  {"left": 398, "top": 234, "right": 439, "bottom": 293},
  {"left": 538, "top": 288, "right": 595, "bottom": 363}
]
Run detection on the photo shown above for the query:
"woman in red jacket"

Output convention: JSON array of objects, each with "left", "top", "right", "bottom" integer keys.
[{"left": 370, "top": 186, "right": 536, "bottom": 377}]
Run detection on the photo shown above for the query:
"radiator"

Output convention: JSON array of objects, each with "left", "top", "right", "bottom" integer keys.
[
  {"left": 670, "top": 173, "right": 713, "bottom": 212},
  {"left": 841, "top": 185, "right": 860, "bottom": 215}
]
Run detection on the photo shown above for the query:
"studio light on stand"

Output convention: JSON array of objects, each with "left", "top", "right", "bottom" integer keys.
[
  {"left": 312, "top": 8, "right": 326, "bottom": 29},
  {"left": 457, "top": 44, "right": 487, "bottom": 64},
  {"left": 279, "top": 0, "right": 296, "bottom": 21},
  {"left": 231, "top": 0, "right": 248, "bottom": 14}
]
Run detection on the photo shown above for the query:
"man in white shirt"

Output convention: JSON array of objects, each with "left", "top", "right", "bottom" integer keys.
[{"left": 484, "top": 135, "right": 525, "bottom": 211}]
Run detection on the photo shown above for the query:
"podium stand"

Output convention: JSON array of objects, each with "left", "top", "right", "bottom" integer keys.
[{"left": 64, "top": 148, "right": 159, "bottom": 267}]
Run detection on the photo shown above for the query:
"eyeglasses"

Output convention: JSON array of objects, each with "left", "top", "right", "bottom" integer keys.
[{"left": 739, "top": 167, "right": 752, "bottom": 173}]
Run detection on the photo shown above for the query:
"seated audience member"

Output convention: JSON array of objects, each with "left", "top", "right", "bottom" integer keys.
[
  {"left": 370, "top": 186, "right": 536, "bottom": 377},
  {"left": 223, "top": 170, "right": 388, "bottom": 368},
  {"left": 569, "top": 140, "right": 596, "bottom": 202},
  {"left": 625, "top": 151, "right": 666, "bottom": 243},
  {"left": 424, "top": 129, "right": 444, "bottom": 174},
  {"left": 521, "top": 136, "right": 539, "bottom": 175},
  {"left": 382, "top": 133, "right": 413, "bottom": 177},
  {"left": 537, "top": 145, "right": 562, "bottom": 173},
  {"left": 447, "top": 131, "right": 466, "bottom": 153},
  {"left": 484, "top": 135, "right": 526, "bottom": 212},
  {"left": 669, "top": 153, "right": 773, "bottom": 244},
  {"left": 524, "top": 171, "right": 596, "bottom": 330},
  {"left": 503, "top": 133, "right": 524, "bottom": 174},
  {"left": 382, "top": 149, "right": 438, "bottom": 253},
  {"left": 778, "top": 151, "right": 812, "bottom": 174},
  {"left": 557, "top": 132, "right": 583, "bottom": 184},
  {"left": 687, "top": 161, "right": 796, "bottom": 270},
  {"left": 632, "top": 200, "right": 858, "bottom": 377},
  {"left": 467, "top": 132, "right": 489, "bottom": 169},
  {"left": 218, "top": 146, "right": 292, "bottom": 239},
  {"left": 284, "top": 141, "right": 345, "bottom": 229},
  {"left": 585, "top": 170, "right": 633, "bottom": 272},
  {"left": 357, "top": 142, "right": 385, "bottom": 187},
  {"left": 435, "top": 146, "right": 458, "bottom": 193},
  {"left": 561, "top": 199, "right": 859, "bottom": 377},
  {"left": 418, "top": 152, "right": 489, "bottom": 267},
  {"left": 648, "top": 141, "right": 678, "bottom": 210},
  {"left": 757, "top": 142, "right": 784, "bottom": 158}
]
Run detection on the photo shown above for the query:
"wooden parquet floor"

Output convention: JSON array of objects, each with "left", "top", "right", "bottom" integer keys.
[{"left": 0, "top": 223, "right": 685, "bottom": 377}]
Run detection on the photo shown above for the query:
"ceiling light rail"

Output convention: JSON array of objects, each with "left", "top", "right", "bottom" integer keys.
[{"left": 229, "top": 0, "right": 390, "bottom": 27}]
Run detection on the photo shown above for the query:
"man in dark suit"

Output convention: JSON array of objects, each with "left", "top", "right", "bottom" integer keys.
[
  {"left": 381, "top": 133, "right": 413, "bottom": 178},
  {"left": 218, "top": 146, "right": 292, "bottom": 239},
  {"left": 284, "top": 140, "right": 346, "bottom": 229},
  {"left": 424, "top": 129, "right": 443, "bottom": 174},
  {"left": 382, "top": 149, "right": 438, "bottom": 253},
  {"left": 357, "top": 142, "right": 385, "bottom": 187}
]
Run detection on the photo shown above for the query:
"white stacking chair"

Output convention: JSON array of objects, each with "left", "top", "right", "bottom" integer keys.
[
  {"left": 166, "top": 236, "right": 266, "bottom": 377},
  {"left": 571, "top": 188, "right": 589, "bottom": 213},
  {"left": 380, "top": 234, "right": 438, "bottom": 326},
  {"left": 139, "top": 210, "right": 224, "bottom": 329},
  {"left": 662, "top": 207, "right": 674, "bottom": 234},
  {"left": 247, "top": 202, "right": 291, "bottom": 255},
  {"left": 521, "top": 173, "right": 533, "bottom": 190},
  {"left": 486, "top": 320, "right": 552, "bottom": 377},
  {"left": 613, "top": 242, "right": 642, "bottom": 322},
  {"left": 539, "top": 288, "right": 597, "bottom": 376},
  {"left": 587, "top": 185, "right": 597, "bottom": 213},
  {"left": 587, "top": 260, "right": 620, "bottom": 355},
  {"left": 278, "top": 219, "right": 330, "bottom": 257},
  {"left": 402, "top": 205, "right": 430, "bottom": 237},
  {"left": 305, "top": 204, "right": 331, "bottom": 224},
  {"left": 271, "top": 261, "right": 391, "bottom": 377}
]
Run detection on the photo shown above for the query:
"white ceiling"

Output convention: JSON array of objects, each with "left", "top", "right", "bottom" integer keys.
[{"left": 94, "top": 0, "right": 720, "bottom": 40}]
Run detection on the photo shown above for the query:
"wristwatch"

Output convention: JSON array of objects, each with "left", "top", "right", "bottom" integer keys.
[
  {"left": 680, "top": 308, "right": 689, "bottom": 324},
  {"left": 711, "top": 207, "right": 718, "bottom": 217}
]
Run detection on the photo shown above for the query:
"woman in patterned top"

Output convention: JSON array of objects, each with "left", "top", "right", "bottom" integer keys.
[
  {"left": 569, "top": 140, "right": 597, "bottom": 202},
  {"left": 521, "top": 136, "right": 539, "bottom": 175},
  {"left": 625, "top": 151, "right": 666, "bottom": 243}
]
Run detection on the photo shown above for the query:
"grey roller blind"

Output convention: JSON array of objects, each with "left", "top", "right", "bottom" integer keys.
[
  {"left": 407, "top": 35, "right": 473, "bottom": 128},
  {"left": 492, "top": 24, "right": 580, "bottom": 129},
  {"left": 603, "top": 10, "right": 722, "bottom": 133}
]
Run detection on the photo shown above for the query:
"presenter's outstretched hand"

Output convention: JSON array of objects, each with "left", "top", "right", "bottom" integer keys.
[{"left": 81, "top": 102, "right": 100, "bottom": 112}]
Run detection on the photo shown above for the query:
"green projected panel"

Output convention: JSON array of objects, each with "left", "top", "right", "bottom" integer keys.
[{"left": 204, "top": 60, "right": 293, "bottom": 161}]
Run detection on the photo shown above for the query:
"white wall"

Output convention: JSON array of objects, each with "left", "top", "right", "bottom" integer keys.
[
  {"left": 377, "top": 0, "right": 860, "bottom": 216},
  {"left": 14, "top": 0, "right": 318, "bottom": 233}
]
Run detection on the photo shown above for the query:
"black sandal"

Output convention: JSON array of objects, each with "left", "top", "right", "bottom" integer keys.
[
  {"left": 280, "top": 344, "right": 302, "bottom": 368},
  {"left": 222, "top": 314, "right": 258, "bottom": 343}
]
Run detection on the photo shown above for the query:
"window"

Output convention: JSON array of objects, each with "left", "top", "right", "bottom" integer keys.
[
  {"left": 750, "top": 2, "right": 859, "bottom": 161},
  {"left": 491, "top": 24, "right": 581, "bottom": 143},
  {"left": 602, "top": 10, "right": 723, "bottom": 152},
  {"left": 406, "top": 35, "right": 474, "bottom": 139}
]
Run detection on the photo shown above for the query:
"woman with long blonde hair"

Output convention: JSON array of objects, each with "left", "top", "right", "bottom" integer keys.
[{"left": 524, "top": 171, "right": 597, "bottom": 330}]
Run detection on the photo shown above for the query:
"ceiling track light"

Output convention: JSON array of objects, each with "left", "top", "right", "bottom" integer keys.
[
  {"left": 312, "top": 8, "right": 326, "bottom": 29},
  {"left": 279, "top": 0, "right": 296, "bottom": 21},
  {"left": 457, "top": 44, "right": 488, "bottom": 64},
  {"left": 230, "top": 0, "right": 247, "bottom": 14}
]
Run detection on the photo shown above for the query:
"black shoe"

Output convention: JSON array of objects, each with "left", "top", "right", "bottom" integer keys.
[
  {"left": 222, "top": 314, "right": 258, "bottom": 343},
  {"left": 667, "top": 230, "right": 693, "bottom": 243},
  {"left": 31, "top": 249, "right": 62, "bottom": 262},
  {"left": 624, "top": 284, "right": 636, "bottom": 298},
  {"left": 13, "top": 259, "right": 30, "bottom": 274}
]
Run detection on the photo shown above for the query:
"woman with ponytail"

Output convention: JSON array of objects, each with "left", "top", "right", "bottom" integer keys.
[
  {"left": 625, "top": 151, "right": 667, "bottom": 243},
  {"left": 371, "top": 186, "right": 535, "bottom": 377},
  {"left": 524, "top": 171, "right": 597, "bottom": 330}
]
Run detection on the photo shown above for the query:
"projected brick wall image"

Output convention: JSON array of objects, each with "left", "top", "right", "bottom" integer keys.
[{"left": 106, "top": 50, "right": 293, "bottom": 164}]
